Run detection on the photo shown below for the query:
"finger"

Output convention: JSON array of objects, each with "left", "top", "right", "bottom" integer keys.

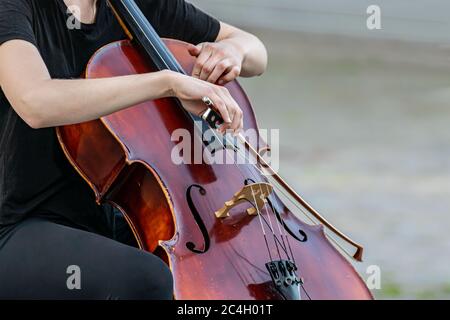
[
  {"left": 233, "top": 107, "right": 244, "bottom": 134},
  {"left": 218, "top": 66, "right": 241, "bottom": 85},
  {"left": 199, "top": 54, "right": 222, "bottom": 82},
  {"left": 230, "top": 108, "right": 242, "bottom": 133},
  {"left": 192, "top": 45, "right": 212, "bottom": 78},
  {"left": 231, "top": 99, "right": 244, "bottom": 133},
  {"left": 209, "top": 92, "right": 232, "bottom": 125},
  {"left": 187, "top": 43, "right": 201, "bottom": 57},
  {"left": 216, "top": 87, "right": 242, "bottom": 133},
  {"left": 239, "top": 117, "right": 244, "bottom": 135},
  {"left": 207, "top": 59, "right": 233, "bottom": 84},
  {"left": 219, "top": 122, "right": 232, "bottom": 135}
]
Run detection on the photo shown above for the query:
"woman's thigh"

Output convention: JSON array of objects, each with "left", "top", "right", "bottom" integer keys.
[{"left": 0, "top": 218, "right": 173, "bottom": 299}]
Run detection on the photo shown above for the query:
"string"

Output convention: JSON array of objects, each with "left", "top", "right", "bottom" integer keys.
[
  {"left": 201, "top": 126, "right": 301, "bottom": 264},
  {"left": 226, "top": 133, "right": 296, "bottom": 259},
  {"left": 214, "top": 131, "right": 291, "bottom": 260},
  {"left": 238, "top": 155, "right": 313, "bottom": 300},
  {"left": 206, "top": 130, "right": 316, "bottom": 303},
  {"left": 193, "top": 121, "right": 278, "bottom": 262},
  {"left": 258, "top": 183, "right": 287, "bottom": 261},
  {"left": 250, "top": 185, "right": 281, "bottom": 262},
  {"left": 218, "top": 132, "right": 316, "bottom": 299}
]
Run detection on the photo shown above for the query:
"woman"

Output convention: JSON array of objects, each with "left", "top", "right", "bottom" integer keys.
[{"left": 0, "top": 0, "right": 267, "bottom": 299}]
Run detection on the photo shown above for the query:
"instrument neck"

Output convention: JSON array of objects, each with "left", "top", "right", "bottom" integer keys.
[{"left": 107, "top": 0, "right": 185, "bottom": 74}]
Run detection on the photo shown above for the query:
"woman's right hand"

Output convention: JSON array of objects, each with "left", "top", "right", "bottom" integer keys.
[{"left": 165, "top": 70, "right": 243, "bottom": 134}]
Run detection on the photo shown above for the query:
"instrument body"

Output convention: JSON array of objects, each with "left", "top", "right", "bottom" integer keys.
[
  {"left": 57, "top": 0, "right": 373, "bottom": 300},
  {"left": 57, "top": 39, "right": 372, "bottom": 299}
]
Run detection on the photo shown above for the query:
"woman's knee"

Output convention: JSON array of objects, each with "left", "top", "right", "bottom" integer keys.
[
  {"left": 137, "top": 254, "right": 173, "bottom": 300},
  {"left": 116, "top": 250, "right": 173, "bottom": 300}
]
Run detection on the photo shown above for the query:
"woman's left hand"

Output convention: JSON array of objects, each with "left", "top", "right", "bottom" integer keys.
[{"left": 188, "top": 41, "right": 244, "bottom": 85}]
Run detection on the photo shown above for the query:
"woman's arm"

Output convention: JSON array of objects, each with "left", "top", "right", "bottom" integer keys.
[
  {"left": 0, "top": 40, "right": 243, "bottom": 132},
  {"left": 189, "top": 22, "right": 268, "bottom": 84}
]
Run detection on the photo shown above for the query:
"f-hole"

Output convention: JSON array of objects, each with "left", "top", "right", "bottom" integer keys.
[
  {"left": 245, "top": 178, "right": 307, "bottom": 243},
  {"left": 267, "top": 198, "right": 308, "bottom": 243},
  {"left": 186, "top": 184, "right": 211, "bottom": 254}
]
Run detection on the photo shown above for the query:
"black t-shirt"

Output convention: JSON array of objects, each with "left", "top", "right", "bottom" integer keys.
[{"left": 0, "top": 0, "right": 220, "bottom": 230}]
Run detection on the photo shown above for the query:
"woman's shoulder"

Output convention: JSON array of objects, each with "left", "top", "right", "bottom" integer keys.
[
  {"left": 0, "top": 0, "right": 33, "bottom": 6},
  {"left": 0, "top": 0, "right": 59, "bottom": 16},
  {"left": 0, "top": 0, "right": 56, "bottom": 9},
  {"left": 0, "top": 0, "right": 35, "bottom": 12}
]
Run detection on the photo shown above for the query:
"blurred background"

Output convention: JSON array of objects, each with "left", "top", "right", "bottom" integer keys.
[{"left": 191, "top": 0, "right": 450, "bottom": 299}]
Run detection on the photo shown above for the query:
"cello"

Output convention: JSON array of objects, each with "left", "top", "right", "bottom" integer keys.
[{"left": 57, "top": 0, "right": 373, "bottom": 300}]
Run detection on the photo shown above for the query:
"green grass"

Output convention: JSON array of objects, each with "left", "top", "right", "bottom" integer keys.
[
  {"left": 380, "top": 282, "right": 403, "bottom": 298},
  {"left": 375, "top": 282, "right": 450, "bottom": 300}
]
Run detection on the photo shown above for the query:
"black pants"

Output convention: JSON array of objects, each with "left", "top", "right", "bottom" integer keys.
[{"left": 0, "top": 216, "right": 173, "bottom": 299}]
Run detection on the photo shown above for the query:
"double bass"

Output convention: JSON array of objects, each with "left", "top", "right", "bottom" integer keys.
[{"left": 57, "top": 0, "right": 373, "bottom": 300}]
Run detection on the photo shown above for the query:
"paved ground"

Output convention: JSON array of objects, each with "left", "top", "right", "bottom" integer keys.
[{"left": 192, "top": 0, "right": 450, "bottom": 43}]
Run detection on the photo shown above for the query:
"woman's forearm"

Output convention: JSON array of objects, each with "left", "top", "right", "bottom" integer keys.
[
  {"left": 178, "top": 22, "right": 268, "bottom": 85},
  {"left": 21, "top": 70, "right": 173, "bottom": 128},
  {"left": 219, "top": 31, "right": 268, "bottom": 78},
  {"left": 1, "top": 40, "right": 244, "bottom": 133}
]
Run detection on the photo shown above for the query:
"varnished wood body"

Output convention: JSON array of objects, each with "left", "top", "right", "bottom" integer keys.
[{"left": 57, "top": 39, "right": 373, "bottom": 300}]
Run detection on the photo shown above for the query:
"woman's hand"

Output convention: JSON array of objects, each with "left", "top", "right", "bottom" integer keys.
[
  {"left": 187, "top": 22, "right": 268, "bottom": 85},
  {"left": 188, "top": 41, "right": 244, "bottom": 85},
  {"left": 167, "top": 71, "right": 243, "bottom": 134}
]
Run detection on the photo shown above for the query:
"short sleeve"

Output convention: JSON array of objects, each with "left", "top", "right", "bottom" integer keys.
[
  {"left": 138, "top": 0, "right": 221, "bottom": 45},
  {"left": 0, "top": 0, "right": 36, "bottom": 46}
]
